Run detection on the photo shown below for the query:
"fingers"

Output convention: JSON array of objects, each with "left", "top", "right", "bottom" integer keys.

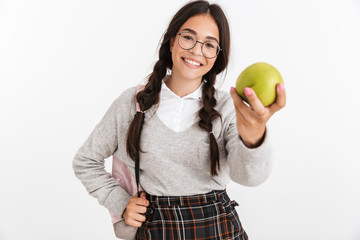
[
  {"left": 230, "top": 87, "right": 247, "bottom": 112},
  {"left": 269, "top": 83, "right": 286, "bottom": 113},
  {"left": 230, "top": 87, "right": 257, "bottom": 123},
  {"left": 137, "top": 193, "right": 149, "bottom": 207},
  {"left": 243, "top": 87, "right": 266, "bottom": 116},
  {"left": 127, "top": 205, "right": 147, "bottom": 218},
  {"left": 124, "top": 192, "right": 150, "bottom": 227},
  {"left": 133, "top": 205, "right": 148, "bottom": 219},
  {"left": 125, "top": 213, "right": 146, "bottom": 227},
  {"left": 230, "top": 87, "right": 265, "bottom": 118},
  {"left": 124, "top": 205, "right": 146, "bottom": 228},
  {"left": 133, "top": 191, "right": 149, "bottom": 206}
]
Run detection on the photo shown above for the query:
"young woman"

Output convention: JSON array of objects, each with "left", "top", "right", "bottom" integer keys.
[{"left": 73, "top": 1, "right": 286, "bottom": 239}]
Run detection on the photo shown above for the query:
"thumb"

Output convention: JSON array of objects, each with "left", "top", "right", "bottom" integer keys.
[
  {"left": 139, "top": 191, "right": 147, "bottom": 199},
  {"left": 230, "top": 86, "right": 245, "bottom": 112},
  {"left": 230, "top": 86, "right": 241, "bottom": 101},
  {"left": 230, "top": 86, "right": 237, "bottom": 97}
]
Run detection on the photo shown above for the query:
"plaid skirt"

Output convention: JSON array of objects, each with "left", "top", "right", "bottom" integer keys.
[{"left": 136, "top": 189, "right": 248, "bottom": 240}]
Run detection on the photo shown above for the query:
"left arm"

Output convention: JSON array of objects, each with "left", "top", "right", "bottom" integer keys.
[
  {"left": 230, "top": 83, "right": 286, "bottom": 148},
  {"left": 225, "top": 83, "right": 286, "bottom": 186}
]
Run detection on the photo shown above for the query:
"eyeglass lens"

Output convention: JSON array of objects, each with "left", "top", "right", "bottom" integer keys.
[{"left": 178, "top": 32, "right": 220, "bottom": 58}]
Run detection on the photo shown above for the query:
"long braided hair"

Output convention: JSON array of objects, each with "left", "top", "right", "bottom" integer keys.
[{"left": 126, "top": 0, "right": 230, "bottom": 176}]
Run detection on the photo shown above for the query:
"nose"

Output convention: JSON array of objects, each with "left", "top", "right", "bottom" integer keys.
[{"left": 189, "top": 41, "right": 203, "bottom": 56}]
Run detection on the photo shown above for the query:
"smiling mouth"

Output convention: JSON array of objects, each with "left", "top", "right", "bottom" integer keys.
[{"left": 182, "top": 58, "right": 203, "bottom": 66}]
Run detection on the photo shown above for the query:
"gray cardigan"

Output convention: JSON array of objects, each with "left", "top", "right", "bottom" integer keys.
[{"left": 72, "top": 86, "right": 273, "bottom": 219}]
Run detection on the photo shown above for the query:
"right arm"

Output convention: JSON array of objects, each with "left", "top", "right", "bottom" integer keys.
[{"left": 72, "top": 95, "right": 131, "bottom": 219}]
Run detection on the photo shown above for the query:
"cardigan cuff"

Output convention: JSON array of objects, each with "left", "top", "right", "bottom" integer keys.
[{"left": 104, "top": 186, "right": 132, "bottom": 220}]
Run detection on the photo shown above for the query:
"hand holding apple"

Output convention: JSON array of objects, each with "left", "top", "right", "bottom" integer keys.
[
  {"left": 236, "top": 62, "right": 284, "bottom": 106},
  {"left": 230, "top": 62, "right": 286, "bottom": 148}
]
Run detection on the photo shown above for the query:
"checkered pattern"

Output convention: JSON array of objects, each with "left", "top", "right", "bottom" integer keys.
[{"left": 136, "top": 189, "right": 248, "bottom": 240}]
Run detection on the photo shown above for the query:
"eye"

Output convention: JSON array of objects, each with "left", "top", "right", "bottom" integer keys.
[
  {"left": 183, "top": 35, "right": 194, "bottom": 41},
  {"left": 205, "top": 42, "right": 216, "bottom": 49}
]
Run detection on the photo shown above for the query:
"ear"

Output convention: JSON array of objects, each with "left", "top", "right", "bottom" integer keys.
[{"left": 170, "top": 37, "right": 174, "bottom": 52}]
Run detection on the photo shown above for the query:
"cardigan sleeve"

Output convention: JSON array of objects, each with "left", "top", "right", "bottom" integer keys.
[
  {"left": 223, "top": 96, "right": 274, "bottom": 187},
  {"left": 72, "top": 93, "right": 132, "bottom": 219}
]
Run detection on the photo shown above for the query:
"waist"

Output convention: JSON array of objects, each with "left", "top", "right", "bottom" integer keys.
[{"left": 146, "top": 189, "right": 230, "bottom": 207}]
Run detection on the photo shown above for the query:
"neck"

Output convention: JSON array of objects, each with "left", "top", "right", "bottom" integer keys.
[{"left": 166, "top": 73, "right": 202, "bottom": 98}]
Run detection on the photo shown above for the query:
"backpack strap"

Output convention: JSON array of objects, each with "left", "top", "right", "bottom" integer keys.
[{"left": 135, "top": 84, "right": 145, "bottom": 197}]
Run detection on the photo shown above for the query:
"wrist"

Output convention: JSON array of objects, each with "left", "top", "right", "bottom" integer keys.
[{"left": 240, "top": 129, "right": 266, "bottom": 148}]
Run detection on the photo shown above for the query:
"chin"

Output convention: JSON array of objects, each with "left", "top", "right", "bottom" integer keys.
[
  {"left": 180, "top": 72, "right": 204, "bottom": 82},
  {"left": 180, "top": 65, "right": 211, "bottom": 81}
]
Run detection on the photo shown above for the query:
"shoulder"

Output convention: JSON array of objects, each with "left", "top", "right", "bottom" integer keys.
[
  {"left": 106, "top": 86, "right": 138, "bottom": 119},
  {"left": 113, "top": 86, "right": 138, "bottom": 107}
]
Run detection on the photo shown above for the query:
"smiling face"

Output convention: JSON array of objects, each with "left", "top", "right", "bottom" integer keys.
[{"left": 170, "top": 14, "right": 220, "bottom": 84}]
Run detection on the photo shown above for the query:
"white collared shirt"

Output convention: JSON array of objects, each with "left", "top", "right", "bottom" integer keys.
[{"left": 156, "top": 80, "right": 203, "bottom": 132}]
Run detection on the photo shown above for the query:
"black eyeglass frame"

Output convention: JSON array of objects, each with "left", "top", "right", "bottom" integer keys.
[{"left": 176, "top": 32, "right": 222, "bottom": 59}]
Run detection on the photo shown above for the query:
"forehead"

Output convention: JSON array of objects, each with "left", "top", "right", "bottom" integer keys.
[{"left": 178, "top": 14, "right": 219, "bottom": 42}]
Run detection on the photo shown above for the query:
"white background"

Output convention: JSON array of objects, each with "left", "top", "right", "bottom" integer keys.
[{"left": 1, "top": 0, "right": 359, "bottom": 239}]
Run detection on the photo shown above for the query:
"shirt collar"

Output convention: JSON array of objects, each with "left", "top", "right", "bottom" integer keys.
[{"left": 161, "top": 76, "right": 203, "bottom": 100}]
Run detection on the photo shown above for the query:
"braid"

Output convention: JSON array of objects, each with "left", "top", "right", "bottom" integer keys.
[
  {"left": 126, "top": 44, "right": 170, "bottom": 162},
  {"left": 198, "top": 73, "right": 222, "bottom": 176}
]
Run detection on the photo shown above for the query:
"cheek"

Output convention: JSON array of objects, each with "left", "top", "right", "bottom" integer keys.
[
  {"left": 206, "top": 58, "right": 217, "bottom": 70},
  {"left": 170, "top": 43, "right": 179, "bottom": 56}
]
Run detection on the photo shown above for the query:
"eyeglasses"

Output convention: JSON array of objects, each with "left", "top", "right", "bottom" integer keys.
[{"left": 177, "top": 32, "right": 221, "bottom": 59}]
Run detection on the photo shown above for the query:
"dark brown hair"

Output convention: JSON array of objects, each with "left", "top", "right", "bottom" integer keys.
[{"left": 126, "top": 0, "right": 230, "bottom": 176}]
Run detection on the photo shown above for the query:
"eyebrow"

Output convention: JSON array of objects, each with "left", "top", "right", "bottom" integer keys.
[{"left": 181, "top": 28, "right": 219, "bottom": 43}]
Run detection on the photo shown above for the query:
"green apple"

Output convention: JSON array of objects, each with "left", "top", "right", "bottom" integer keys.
[{"left": 235, "top": 62, "right": 283, "bottom": 106}]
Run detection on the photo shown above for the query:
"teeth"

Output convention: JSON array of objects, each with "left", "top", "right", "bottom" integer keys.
[{"left": 184, "top": 58, "right": 201, "bottom": 66}]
